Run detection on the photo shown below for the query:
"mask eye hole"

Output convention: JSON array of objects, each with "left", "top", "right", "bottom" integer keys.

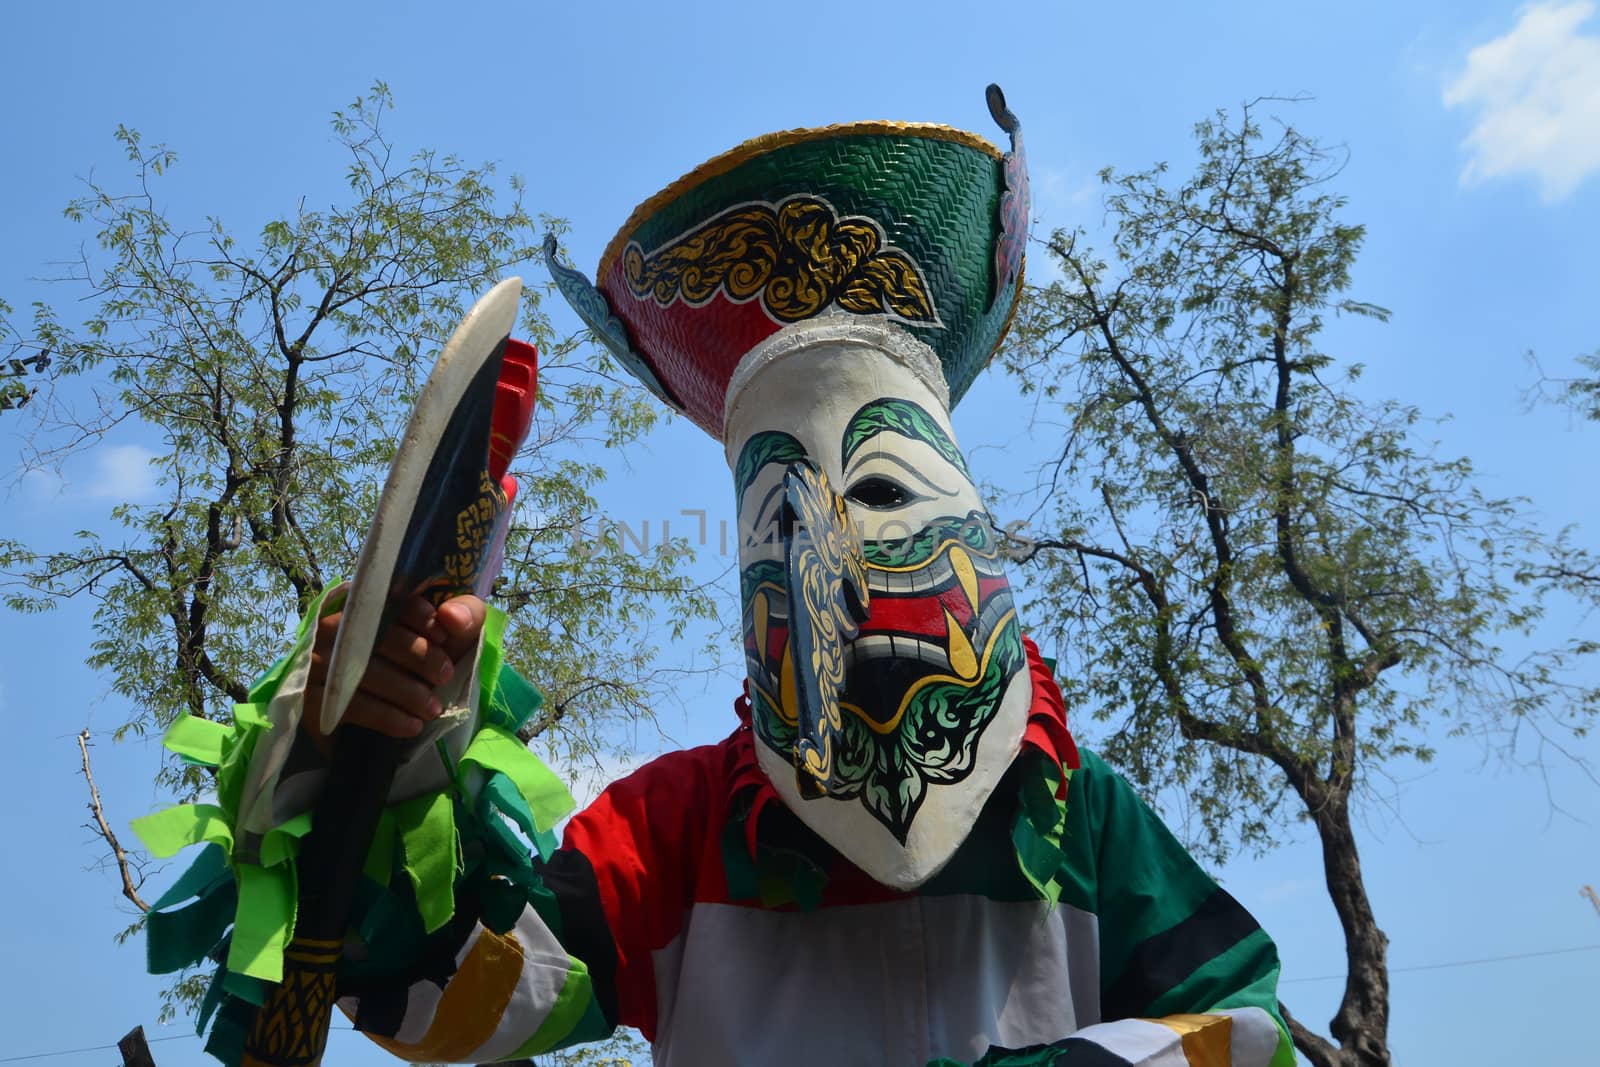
[{"left": 846, "top": 475, "right": 917, "bottom": 510}]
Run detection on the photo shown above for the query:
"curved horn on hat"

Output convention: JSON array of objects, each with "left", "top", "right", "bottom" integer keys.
[
  {"left": 985, "top": 84, "right": 1029, "bottom": 310},
  {"left": 986, "top": 84, "right": 1019, "bottom": 134},
  {"left": 541, "top": 232, "right": 677, "bottom": 407}
]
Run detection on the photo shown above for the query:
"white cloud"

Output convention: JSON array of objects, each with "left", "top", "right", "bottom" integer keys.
[
  {"left": 17, "top": 465, "right": 65, "bottom": 499},
  {"left": 1444, "top": 1, "right": 1600, "bottom": 201},
  {"left": 84, "top": 443, "right": 160, "bottom": 501}
]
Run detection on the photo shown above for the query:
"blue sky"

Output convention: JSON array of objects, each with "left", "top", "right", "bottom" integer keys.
[{"left": 2, "top": 2, "right": 1599, "bottom": 1064}]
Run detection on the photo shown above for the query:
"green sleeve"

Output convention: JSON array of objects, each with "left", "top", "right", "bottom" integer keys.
[
  {"left": 1079, "top": 751, "right": 1293, "bottom": 1063},
  {"left": 993, "top": 749, "right": 1297, "bottom": 1067}
]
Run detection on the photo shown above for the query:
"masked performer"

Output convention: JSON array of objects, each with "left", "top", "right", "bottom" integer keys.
[{"left": 140, "top": 88, "right": 1295, "bottom": 1067}]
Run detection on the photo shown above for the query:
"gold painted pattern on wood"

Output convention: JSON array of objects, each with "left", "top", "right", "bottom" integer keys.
[{"left": 240, "top": 938, "right": 344, "bottom": 1067}]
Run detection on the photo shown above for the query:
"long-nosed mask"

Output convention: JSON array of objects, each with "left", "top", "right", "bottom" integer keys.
[
  {"left": 546, "top": 86, "right": 1032, "bottom": 888},
  {"left": 725, "top": 320, "right": 1030, "bottom": 887}
]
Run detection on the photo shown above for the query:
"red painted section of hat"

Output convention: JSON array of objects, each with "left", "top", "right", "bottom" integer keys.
[{"left": 600, "top": 263, "right": 782, "bottom": 433}]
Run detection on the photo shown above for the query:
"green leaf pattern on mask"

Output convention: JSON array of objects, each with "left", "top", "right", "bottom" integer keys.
[
  {"left": 751, "top": 614, "right": 1024, "bottom": 842},
  {"left": 863, "top": 510, "right": 996, "bottom": 568},
  {"left": 841, "top": 398, "right": 971, "bottom": 480},
  {"left": 734, "top": 430, "right": 808, "bottom": 500}
]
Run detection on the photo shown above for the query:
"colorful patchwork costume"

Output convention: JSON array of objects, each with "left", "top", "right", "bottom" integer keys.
[{"left": 137, "top": 87, "right": 1296, "bottom": 1067}]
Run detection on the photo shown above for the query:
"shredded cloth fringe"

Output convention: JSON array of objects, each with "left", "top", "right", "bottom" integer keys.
[{"left": 131, "top": 594, "right": 574, "bottom": 1067}]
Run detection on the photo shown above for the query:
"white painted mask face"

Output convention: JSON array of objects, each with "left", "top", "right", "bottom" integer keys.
[{"left": 724, "top": 321, "right": 1031, "bottom": 890}]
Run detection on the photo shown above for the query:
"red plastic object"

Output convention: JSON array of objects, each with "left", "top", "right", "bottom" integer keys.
[{"left": 489, "top": 338, "right": 539, "bottom": 492}]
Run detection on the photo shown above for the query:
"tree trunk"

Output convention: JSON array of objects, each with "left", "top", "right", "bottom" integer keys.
[{"left": 1307, "top": 785, "right": 1393, "bottom": 1066}]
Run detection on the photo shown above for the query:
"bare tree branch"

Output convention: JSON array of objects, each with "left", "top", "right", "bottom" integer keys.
[{"left": 78, "top": 728, "right": 151, "bottom": 913}]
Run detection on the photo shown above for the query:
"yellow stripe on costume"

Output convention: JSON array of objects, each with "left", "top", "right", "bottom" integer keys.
[
  {"left": 1153, "top": 1013, "right": 1234, "bottom": 1067},
  {"left": 367, "top": 927, "right": 525, "bottom": 1062}
]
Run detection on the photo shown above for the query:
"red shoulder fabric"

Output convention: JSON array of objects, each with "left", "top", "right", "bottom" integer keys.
[
  {"left": 560, "top": 741, "right": 731, "bottom": 1038},
  {"left": 1019, "top": 635, "right": 1081, "bottom": 798},
  {"left": 728, "top": 695, "right": 783, "bottom": 859}
]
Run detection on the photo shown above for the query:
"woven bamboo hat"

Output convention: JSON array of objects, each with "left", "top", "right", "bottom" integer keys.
[{"left": 544, "top": 85, "right": 1029, "bottom": 439}]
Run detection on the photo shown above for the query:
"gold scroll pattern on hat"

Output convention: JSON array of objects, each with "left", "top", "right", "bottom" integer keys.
[{"left": 621, "top": 195, "right": 940, "bottom": 327}]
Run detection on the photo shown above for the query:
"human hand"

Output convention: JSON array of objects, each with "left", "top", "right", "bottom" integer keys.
[{"left": 302, "top": 589, "right": 488, "bottom": 750}]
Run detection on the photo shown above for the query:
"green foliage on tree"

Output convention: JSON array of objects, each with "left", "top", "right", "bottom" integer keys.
[
  {"left": 1542, "top": 349, "right": 1600, "bottom": 422},
  {"left": 0, "top": 84, "right": 715, "bottom": 1032},
  {"left": 1523, "top": 350, "right": 1600, "bottom": 608},
  {"left": 1000, "top": 103, "right": 1596, "bottom": 1067}
]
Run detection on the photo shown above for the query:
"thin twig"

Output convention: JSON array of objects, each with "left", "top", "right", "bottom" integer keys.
[{"left": 77, "top": 728, "right": 151, "bottom": 912}]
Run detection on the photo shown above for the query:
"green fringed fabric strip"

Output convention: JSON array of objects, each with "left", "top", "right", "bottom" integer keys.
[
  {"left": 129, "top": 582, "right": 346, "bottom": 989},
  {"left": 489, "top": 663, "right": 545, "bottom": 733},
  {"left": 146, "top": 867, "right": 236, "bottom": 974},
  {"left": 132, "top": 803, "right": 235, "bottom": 858},
  {"left": 1011, "top": 755, "right": 1072, "bottom": 907},
  {"left": 210, "top": 702, "right": 269, "bottom": 840},
  {"left": 196, "top": 965, "right": 228, "bottom": 1035},
  {"left": 476, "top": 604, "right": 508, "bottom": 714},
  {"left": 255, "top": 811, "right": 312, "bottom": 868},
  {"left": 458, "top": 723, "right": 574, "bottom": 838},
  {"left": 222, "top": 969, "right": 267, "bottom": 1007},
  {"left": 193, "top": 962, "right": 269, "bottom": 1067},
  {"left": 231, "top": 701, "right": 270, "bottom": 731},
  {"left": 393, "top": 790, "right": 458, "bottom": 934},
  {"left": 228, "top": 863, "right": 297, "bottom": 982},
  {"left": 132, "top": 793, "right": 307, "bottom": 982},
  {"left": 463, "top": 609, "right": 569, "bottom": 861},
  {"left": 479, "top": 771, "right": 560, "bottom": 862},
  {"left": 162, "top": 715, "right": 232, "bottom": 768},
  {"left": 475, "top": 603, "right": 548, "bottom": 735},
  {"left": 138, "top": 585, "right": 569, "bottom": 1067},
  {"left": 153, "top": 842, "right": 229, "bottom": 911},
  {"left": 205, "top": 996, "right": 254, "bottom": 1067},
  {"left": 488, "top": 667, "right": 545, "bottom": 734}
]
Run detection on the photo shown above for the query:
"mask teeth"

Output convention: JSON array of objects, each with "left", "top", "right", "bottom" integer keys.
[
  {"left": 780, "top": 643, "right": 798, "bottom": 725},
  {"left": 948, "top": 543, "right": 980, "bottom": 614},
  {"left": 753, "top": 589, "right": 770, "bottom": 663},
  {"left": 944, "top": 607, "right": 979, "bottom": 681}
]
